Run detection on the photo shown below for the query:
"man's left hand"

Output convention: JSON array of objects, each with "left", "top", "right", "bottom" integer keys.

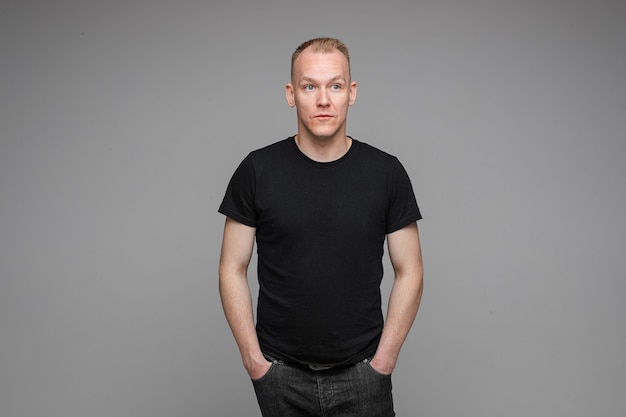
[{"left": 369, "top": 355, "right": 394, "bottom": 376}]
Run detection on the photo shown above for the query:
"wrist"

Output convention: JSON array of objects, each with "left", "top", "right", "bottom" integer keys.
[
  {"left": 244, "top": 354, "right": 272, "bottom": 380},
  {"left": 370, "top": 352, "right": 397, "bottom": 375},
  {"left": 242, "top": 351, "right": 267, "bottom": 371}
]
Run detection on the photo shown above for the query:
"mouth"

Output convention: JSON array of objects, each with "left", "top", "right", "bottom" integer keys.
[{"left": 314, "top": 114, "right": 333, "bottom": 119}]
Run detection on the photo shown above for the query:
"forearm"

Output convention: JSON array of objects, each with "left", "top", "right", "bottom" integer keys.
[
  {"left": 218, "top": 218, "right": 270, "bottom": 378},
  {"left": 373, "top": 269, "right": 423, "bottom": 373},
  {"left": 219, "top": 268, "right": 267, "bottom": 375}
]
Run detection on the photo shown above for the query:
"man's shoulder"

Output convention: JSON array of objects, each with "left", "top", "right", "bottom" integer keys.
[
  {"left": 249, "top": 137, "right": 293, "bottom": 158},
  {"left": 235, "top": 137, "right": 294, "bottom": 171},
  {"left": 352, "top": 138, "right": 399, "bottom": 165}
]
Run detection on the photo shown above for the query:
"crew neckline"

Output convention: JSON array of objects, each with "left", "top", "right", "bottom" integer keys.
[{"left": 289, "top": 136, "right": 358, "bottom": 166}]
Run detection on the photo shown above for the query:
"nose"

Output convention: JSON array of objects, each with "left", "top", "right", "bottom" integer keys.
[{"left": 317, "top": 89, "right": 330, "bottom": 107}]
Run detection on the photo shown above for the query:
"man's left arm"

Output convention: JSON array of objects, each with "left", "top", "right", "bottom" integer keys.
[{"left": 370, "top": 221, "right": 423, "bottom": 375}]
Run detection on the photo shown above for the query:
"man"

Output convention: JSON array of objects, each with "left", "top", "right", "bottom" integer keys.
[{"left": 218, "top": 37, "right": 423, "bottom": 417}]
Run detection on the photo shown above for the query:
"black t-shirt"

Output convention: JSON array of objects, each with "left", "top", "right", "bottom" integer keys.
[{"left": 219, "top": 137, "right": 421, "bottom": 366}]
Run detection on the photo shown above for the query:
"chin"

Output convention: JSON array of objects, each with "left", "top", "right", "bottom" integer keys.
[
  {"left": 312, "top": 133, "right": 338, "bottom": 141},
  {"left": 310, "top": 127, "right": 340, "bottom": 139},
  {"left": 300, "top": 121, "right": 344, "bottom": 140}
]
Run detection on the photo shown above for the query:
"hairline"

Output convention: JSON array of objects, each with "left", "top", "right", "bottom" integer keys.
[{"left": 290, "top": 37, "right": 351, "bottom": 82}]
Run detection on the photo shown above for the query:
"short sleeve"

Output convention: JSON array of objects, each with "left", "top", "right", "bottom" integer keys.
[
  {"left": 385, "top": 158, "right": 422, "bottom": 234},
  {"left": 218, "top": 154, "right": 258, "bottom": 227}
]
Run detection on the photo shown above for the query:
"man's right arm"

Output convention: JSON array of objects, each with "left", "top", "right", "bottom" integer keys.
[{"left": 218, "top": 217, "right": 272, "bottom": 380}]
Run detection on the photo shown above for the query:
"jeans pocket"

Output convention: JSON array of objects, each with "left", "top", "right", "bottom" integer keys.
[
  {"left": 251, "top": 359, "right": 281, "bottom": 384},
  {"left": 363, "top": 358, "right": 392, "bottom": 378}
]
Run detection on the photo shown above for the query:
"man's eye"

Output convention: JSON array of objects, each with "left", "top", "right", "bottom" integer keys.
[
  {"left": 304, "top": 85, "right": 314, "bottom": 91},
  {"left": 331, "top": 84, "right": 341, "bottom": 90}
]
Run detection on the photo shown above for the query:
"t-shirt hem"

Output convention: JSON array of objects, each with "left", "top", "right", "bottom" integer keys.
[{"left": 260, "top": 343, "right": 378, "bottom": 369}]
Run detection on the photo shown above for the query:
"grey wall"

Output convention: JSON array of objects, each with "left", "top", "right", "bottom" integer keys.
[{"left": 1, "top": 0, "right": 625, "bottom": 416}]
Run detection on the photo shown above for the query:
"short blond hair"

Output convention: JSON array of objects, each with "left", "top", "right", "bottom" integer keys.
[{"left": 290, "top": 37, "right": 351, "bottom": 80}]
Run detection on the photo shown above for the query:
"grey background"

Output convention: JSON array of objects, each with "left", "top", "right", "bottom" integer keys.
[{"left": 1, "top": 0, "right": 624, "bottom": 416}]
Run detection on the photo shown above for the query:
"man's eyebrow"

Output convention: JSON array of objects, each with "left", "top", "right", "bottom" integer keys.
[{"left": 299, "top": 75, "right": 346, "bottom": 84}]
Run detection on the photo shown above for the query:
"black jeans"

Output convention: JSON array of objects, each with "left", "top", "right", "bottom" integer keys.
[{"left": 252, "top": 358, "right": 395, "bottom": 417}]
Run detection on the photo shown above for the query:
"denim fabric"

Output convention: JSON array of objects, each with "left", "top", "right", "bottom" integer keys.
[{"left": 252, "top": 358, "right": 395, "bottom": 417}]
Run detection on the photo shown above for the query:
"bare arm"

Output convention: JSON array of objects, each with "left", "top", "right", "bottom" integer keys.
[
  {"left": 218, "top": 217, "right": 271, "bottom": 379},
  {"left": 370, "top": 221, "right": 424, "bottom": 375}
]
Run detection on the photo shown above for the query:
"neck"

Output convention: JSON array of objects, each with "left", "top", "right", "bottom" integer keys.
[{"left": 294, "top": 133, "right": 352, "bottom": 163}]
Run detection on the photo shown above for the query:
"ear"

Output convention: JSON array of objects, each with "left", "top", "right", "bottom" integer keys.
[
  {"left": 285, "top": 83, "right": 296, "bottom": 107},
  {"left": 349, "top": 81, "right": 357, "bottom": 106}
]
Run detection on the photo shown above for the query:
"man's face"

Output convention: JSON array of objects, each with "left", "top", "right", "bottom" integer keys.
[{"left": 286, "top": 48, "right": 357, "bottom": 141}]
